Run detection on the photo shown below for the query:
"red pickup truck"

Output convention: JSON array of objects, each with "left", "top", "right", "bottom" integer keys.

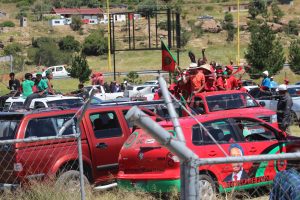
[{"left": 0, "top": 105, "right": 161, "bottom": 189}]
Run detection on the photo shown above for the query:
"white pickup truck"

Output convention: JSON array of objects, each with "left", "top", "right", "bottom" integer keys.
[
  {"left": 3, "top": 95, "right": 84, "bottom": 111},
  {"left": 84, "top": 85, "right": 124, "bottom": 100}
]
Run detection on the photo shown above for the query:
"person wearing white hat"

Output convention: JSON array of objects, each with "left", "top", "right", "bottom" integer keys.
[
  {"left": 270, "top": 76, "right": 278, "bottom": 91},
  {"left": 261, "top": 71, "right": 271, "bottom": 89},
  {"left": 277, "top": 84, "right": 293, "bottom": 132},
  {"left": 184, "top": 63, "right": 205, "bottom": 96}
]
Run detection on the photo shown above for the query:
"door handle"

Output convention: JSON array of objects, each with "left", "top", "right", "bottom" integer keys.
[
  {"left": 249, "top": 147, "right": 257, "bottom": 153},
  {"left": 208, "top": 151, "right": 216, "bottom": 156},
  {"left": 96, "top": 143, "right": 108, "bottom": 149}
]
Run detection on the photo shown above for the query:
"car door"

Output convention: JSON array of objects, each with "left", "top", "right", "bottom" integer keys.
[
  {"left": 232, "top": 118, "right": 286, "bottom": 183},
  {"left": 55, "top": 66, "right": 64, "bottom": 78},
  {"left": 191, "top": 119, "right": 250, "bottom": 190},
  {"left": 85, "top": 109, "right": 128, "bottom": 182}
]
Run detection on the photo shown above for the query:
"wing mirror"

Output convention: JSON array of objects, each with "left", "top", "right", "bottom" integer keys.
[{"left": 259, "top": 101, "right": 266, "bottom": 107}]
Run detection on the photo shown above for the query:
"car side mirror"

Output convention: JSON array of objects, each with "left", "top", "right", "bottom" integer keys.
[{"left": 259, "top": 101, "right": 266, "bottom": 107}]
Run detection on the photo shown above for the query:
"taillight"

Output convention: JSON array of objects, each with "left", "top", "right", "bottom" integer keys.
[
  {"left": 167, "top": 153, "right": 180, "bottom": 167},
  {"left": 14, "top": 163, "right": 23, "bottom": 172}
]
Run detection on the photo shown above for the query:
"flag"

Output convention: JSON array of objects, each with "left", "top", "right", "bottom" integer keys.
[
  {"left": 233, "top": 66, "right": 243, "bottom": 75},
  {"left": 161, "top": 40, "right": 176, "bottom": 72}
]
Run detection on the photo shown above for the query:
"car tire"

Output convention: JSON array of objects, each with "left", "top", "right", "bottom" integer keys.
[
  {"left": 198, "top": 174, "right": 217, "bottom": 200},
  {"left": 56, "top": 170, "right": 91, "bottom": 194},
  {"left": 116, "top": 96, "right": 123, "bottom": 98}
]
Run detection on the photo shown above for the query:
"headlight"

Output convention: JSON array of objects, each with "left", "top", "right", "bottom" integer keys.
[{"left": 271, "top": 114, "right": 277, "bottom": 124}]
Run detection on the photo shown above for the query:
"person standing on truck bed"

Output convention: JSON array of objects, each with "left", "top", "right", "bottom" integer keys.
[
  {"left": 277, "top": 84, "right": 293, "bottom": 132},
  {"left": 24, "top": 72, "right": 48, "bottom": 110},
  {"left": 22, "top": 73, "right": 34, "bottom": 99}
]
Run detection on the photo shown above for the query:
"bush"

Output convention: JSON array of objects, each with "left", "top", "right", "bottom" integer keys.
[
  {"left": 82, "top": 30, "right": 108, "bottom": 56},
  {"left": 0, "top": 21, "right": 15, "bottom": 27},
  {"left": 68, "top": 54, "right": 91, "bottom": 83},
  {"left": 70, "top": 15, "right": 83, "bottom": 31},
  {"left": 158, "top": 21, "right": 168, "bottom": 31},
  {"left": 289, "top": 39, "right": 300, "bottom": 74},
  {"left": 284, "top": 20, "right": 299, "bottom": 35},
  {"left": 3, "top": 43, "right": 23, "bottom": 55},
  {"left": 181, "top": 28, "right": 192, "bottom": 47},
  {"left": 58, "top": 35, "right": 80, "bottom": 52},
  {"left": 32, "top": 37, "right": 56, "bottom": 48},
  {"left": 204, "top": 6, "right": 214, "bottom": 11}
]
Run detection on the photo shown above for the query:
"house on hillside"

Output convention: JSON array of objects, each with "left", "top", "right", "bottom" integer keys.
[
  {"left": 102, "top": 8, "right": 128, "bottom": 23},
  {"left": 223, "top": 3, "right": 249, "bottom": 12},
  {"left": 51, "top": 8, "right": 104, "bottom": 20}
]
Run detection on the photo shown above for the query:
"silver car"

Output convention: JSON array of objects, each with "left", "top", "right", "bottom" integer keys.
[{"left": 249, "top": 85, "right": 300, "bottom": 124}]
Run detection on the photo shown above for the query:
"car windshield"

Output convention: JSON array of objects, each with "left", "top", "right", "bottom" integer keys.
[
  {"left": 206, "top": 93, "right": 259, "bottom": 112},
  {"left": 0, "top": 115, "right": 23, "bottom": 140},
  {"left": 47, "top": 99, "right": 84, "bottom": 108},
  {"left": 288, "top": 87, "right": 300, "bottom": 97}
]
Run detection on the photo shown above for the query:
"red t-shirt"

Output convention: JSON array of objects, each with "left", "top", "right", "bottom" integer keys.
[
  {"left": 216, "top": 77, "right": 226, "bottom": 90},
  {"left": 226, "top": 76, "right": 238, "bottom": 90},
  {"left": 190, "top": 71, "right": 205, "bottom": 92}
]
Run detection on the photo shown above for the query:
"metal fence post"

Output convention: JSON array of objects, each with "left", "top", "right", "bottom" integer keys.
[
  {"left": 158, "top": 76, "right": 199, "bottom": 200},
  {"left": 59, "top": 88, "right": 96, "bottom": 200}
]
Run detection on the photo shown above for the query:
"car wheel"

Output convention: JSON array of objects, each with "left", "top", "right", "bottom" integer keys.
[
  {"left": 198, "top": 174, "right": 216, "bottom": 200},
  {"left": 116, "top": 96, "right": 123, "bottom": 98},
  {"left": 56, "top": 170, "right": 91, "bottom": 194},
  {"left": 291, "top": 111, "right": 298, "bottom": 126}
]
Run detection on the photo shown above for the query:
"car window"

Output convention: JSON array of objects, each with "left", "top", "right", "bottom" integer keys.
[
  {"left": 137, "top": 87, "right": 145, "bottom": 91},
  {"left": 47, "top": 99, "right": 84, "bottom": 108},
  {"left": 287, "top": 87, "right": 300, "bottom": 97},
  {"left": 192, "top": 119, "right": 237, "bottom": 145},
  {"left": 10, "top": 102, "right": 24, "bottom": 111},
  {"left": 206, "top": 93, "right": 259, "bottom": 112},
  {"left": 56, "top": 67, "right": 63, "bottom": 72},
  {"left": 90, "top": 111, "right": 122, "bottom": 138},
  {"left": 34, "top": 101, "right": 46, "bottom": 109},
  {"left": 25, "top": 115, "right": 76, "bottom": 138},
  {"left": 234, "top": 119, "right": 277, "bottom": 141}
]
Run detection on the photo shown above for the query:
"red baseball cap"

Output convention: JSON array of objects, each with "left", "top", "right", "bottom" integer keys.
[{"left": 226, "top": 65, "right": 234, "bottom": 71}]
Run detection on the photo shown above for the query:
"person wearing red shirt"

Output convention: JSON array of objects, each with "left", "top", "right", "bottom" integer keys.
[
  {"left": 205, "top": 76, "right": 217, "bottom": 92},
  {"left": 183, "top": 63, "right": 205, "bottom": 96},
  {"left": 226, "top": 65, "right": 238, "bottom": 90},
  {"left": 216, "top": 71, "right": 226, "bottom": 91}
]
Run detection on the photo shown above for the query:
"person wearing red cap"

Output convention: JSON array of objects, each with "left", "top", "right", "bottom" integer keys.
[
  {"left": 205, "top": 75, "right": 217, "bottom": 92},
  {"left": 226, "top": 65, "right": 238, "bottom": 90},
  {"left": 216, "top": 70, "right": 226, "bottom": 91},
  {"left": 284, "top": 79, "right": 289, "bottom": 85}
]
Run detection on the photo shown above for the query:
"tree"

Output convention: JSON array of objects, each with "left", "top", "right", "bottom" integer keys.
[
  {"left": 68, "top": 54, "right": 92, "bottom": 83},
  {"left": 248, "top": 0, "right": 267, "bottom": 19},
  {"left": 58, "top": 35, "right": 80, "bottom": 52},
  {"left": 289, "top": 39, "right": 300, "bottom": 74},
  {"left": 222, "top": 12, "right": 235, "bottom": 42},
  {"left": 137, "top": 0, "right": 158, "bottom": 18},
  {"left": 82, "top": 30, "right": 108, "bottom": 56},
  {"left": 245, "top": 23, "right": 285, "bottom": 78},
  {"left": 271, "top": 1, "right": 284, "bottom": 23},
  {"left": 3, "top": 43, "right": 25, "bottom": 72},
  {"left": 123, "top": 71, "right": 141, "bottom": 84},
  {"left": 70, "top": 15, "right": 83, "bottom": 31},
  {"left": 32, "top": 37, "right": 56, "bottom": 48}
]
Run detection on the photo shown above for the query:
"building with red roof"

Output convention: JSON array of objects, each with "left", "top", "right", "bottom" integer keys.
[{"left": 51, "top": 8, "right": 104, "bottom": 19}]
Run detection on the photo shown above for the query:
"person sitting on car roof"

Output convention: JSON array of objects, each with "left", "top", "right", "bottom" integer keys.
[
  {"left": 45, "top": 70, "right": 55, "bottom": 95},
  {"left": 23, "top": 72, "right": 48, "bottom": 110},
  {"left": 22, "top": 73, "right": 34, "bottom": 99}
]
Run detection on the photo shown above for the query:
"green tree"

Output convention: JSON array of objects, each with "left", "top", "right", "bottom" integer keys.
[
  {"left": 124, "top": 71, "right": 141, "bottom": 84},
  {"left": 137, "top": 0, "right": 158, "bottom": 17},
  {"left": 3, "top": 42, "right": 25, "bottom": 72},
  {"left": 289, "top": 39, "right": 300, "bottom": 74},
  {"left": 58, "top": 35, "right": 80, "bottom": 52},
  {"left": 248, "top": 0, "right": 267, "bottom": 19},
  {"left": 32, "top": 37, "right": 56, "bottom": 48},
  {"left": 82, "top": 30, "right": 108, "bottom": 56},
  {"left": 181, "top": 28, "right": 192, "bottom": 47},
  {"left": 245, "top": 23, "right": 285, "bottom": 77},
  {"left": 271, "top": 1, "right": 284, "bottom": 23},
  {"left": 68, "top": 54, "right": 92, "bottom": 83},
  {"left": 70, "top": 15, "right": 83, "bottom": 31},
  {"left": 222, "top": 12, "right": 235, "bottom": 42}
]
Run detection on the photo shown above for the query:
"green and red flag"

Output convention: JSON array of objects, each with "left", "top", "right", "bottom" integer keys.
[{"left": 161, "top": 40, "right": 177, "bottom": 72}]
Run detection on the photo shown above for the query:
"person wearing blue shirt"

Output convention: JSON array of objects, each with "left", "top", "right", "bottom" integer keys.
[
  {"left": 270, "top": 76, "right": 278, "bottom": 90},
  {"left": 262, "top": 71, "right": 271, "bottom": 89}
]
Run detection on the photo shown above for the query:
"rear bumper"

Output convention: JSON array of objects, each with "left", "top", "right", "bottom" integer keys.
[{"left": 117, "top": 179, "right": 180, "bottom": 193}]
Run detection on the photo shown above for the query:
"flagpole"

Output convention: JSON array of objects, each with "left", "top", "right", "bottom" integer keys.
[
  {"left": 237, "top": 0, "right": 240, "bottom": 65},
  {"left": 106, "top": 0, "right": 112, "bottom": 77}
]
